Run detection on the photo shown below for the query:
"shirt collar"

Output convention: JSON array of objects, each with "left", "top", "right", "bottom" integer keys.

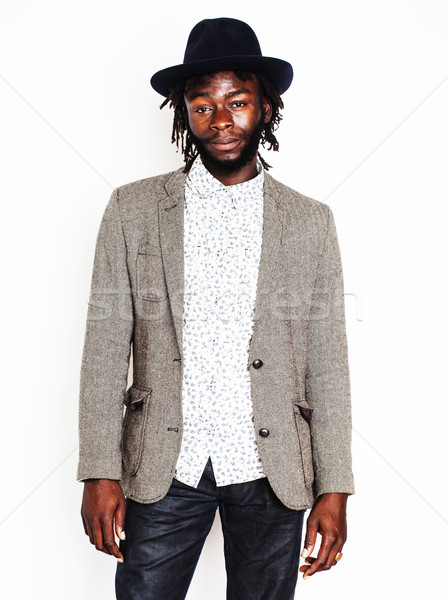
[{"left": 185, "top": 154, "right": 264, "bottom": 209}]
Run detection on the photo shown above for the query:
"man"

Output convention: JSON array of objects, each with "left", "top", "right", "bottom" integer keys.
[{"left": 78, "top": 17, "right": 355, "bottom": 600}]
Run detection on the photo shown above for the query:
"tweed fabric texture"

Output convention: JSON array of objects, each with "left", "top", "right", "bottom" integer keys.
[{"left": 77, "top": 167, "right": 355, "bottom": 510}]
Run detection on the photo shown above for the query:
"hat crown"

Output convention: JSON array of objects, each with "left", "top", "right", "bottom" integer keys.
[
  {"left": 150, "top": 17, "right": 293, "bottom": 97},
  {"left": 184, "top": 18, "right": 262, "bottom": 63}
]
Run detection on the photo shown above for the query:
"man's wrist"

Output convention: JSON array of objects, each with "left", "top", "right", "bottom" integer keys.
[{"left": 316, "top": 492, "right": 349, "bottom": 505}]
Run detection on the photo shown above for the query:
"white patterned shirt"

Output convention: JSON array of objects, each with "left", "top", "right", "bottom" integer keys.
[{"left": 174, "top": 155, "right": 266, "bottom": 487}]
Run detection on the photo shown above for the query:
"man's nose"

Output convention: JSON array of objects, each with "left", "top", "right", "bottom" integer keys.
[{"left": 210, "top": 106, "right": 233, "bottom": 130}]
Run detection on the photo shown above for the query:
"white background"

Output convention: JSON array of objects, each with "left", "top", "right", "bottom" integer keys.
[{"left": 0, "top": 1, "right": 447, "bottom": 598}]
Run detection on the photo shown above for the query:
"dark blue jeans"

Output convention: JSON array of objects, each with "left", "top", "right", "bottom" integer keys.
[{"left": 115, "top": 459, "right": 305, "bottom": 600}]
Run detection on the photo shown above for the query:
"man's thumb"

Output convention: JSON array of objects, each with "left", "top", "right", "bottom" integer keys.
[
  {"left": 301, "top": 519, "right": 317, "bottom": 558},
  {"left": 115, "top": 500, "right": 127, "bottom": 541}
]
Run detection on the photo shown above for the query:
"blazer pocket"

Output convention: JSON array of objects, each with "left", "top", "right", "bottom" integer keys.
[
  {"left": 121, "top": 385, "right": 152, "bottom": 476},
  {"left": 136, "top": 243, "right": 168, "bottom": 301},
  {"left": 293, "top": 402, "right": 315, "bottom": 488}
]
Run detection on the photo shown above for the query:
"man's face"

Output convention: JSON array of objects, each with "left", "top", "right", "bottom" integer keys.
[{"left": 183, "top": 71, "right": 272, "bottom": 176}]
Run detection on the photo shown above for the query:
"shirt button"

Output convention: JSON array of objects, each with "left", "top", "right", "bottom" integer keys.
[
  {"left": 252, "top": 359, "right": 263, "bottom": 369},
  {"left": 259, "top": 428, "right": 270, "bottom": 438}
]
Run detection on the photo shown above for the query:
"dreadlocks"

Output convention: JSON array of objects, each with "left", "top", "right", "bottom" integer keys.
[{"left": 159, "top": 71, "right": 284, "bottom": 173}]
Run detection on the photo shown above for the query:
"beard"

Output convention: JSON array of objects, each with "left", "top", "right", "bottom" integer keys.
[{"left": 189, "top": 117, "right": 265, "bottom": 176}]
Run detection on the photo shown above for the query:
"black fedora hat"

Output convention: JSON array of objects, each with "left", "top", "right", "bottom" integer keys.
[{"left": 150, "top": 17, "right": 293, "bottom": 97}]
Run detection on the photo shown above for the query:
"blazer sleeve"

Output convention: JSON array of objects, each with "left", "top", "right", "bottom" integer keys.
[
  {"left": 76, "top": 188, "right": 134, "bottom": 482},
  {"left": 306, "top": 205, "right": 355, "bottom": 498}
]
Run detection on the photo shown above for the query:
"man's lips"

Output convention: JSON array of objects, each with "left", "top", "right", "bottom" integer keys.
[{"left": 208, "top": 137, "right": 241, "bottom": 151}]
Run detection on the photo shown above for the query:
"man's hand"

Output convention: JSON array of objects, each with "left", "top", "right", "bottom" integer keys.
[
  {"left": 299, "top": 492, "right": 349, "bottom": 579},
  {"left": 81, "top": 479, "right": 127, "bottom": 563}
]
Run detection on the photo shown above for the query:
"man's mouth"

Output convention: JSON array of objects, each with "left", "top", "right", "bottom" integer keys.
[{"left": 209, "top": 137, "right": 241, "bottom": 151}]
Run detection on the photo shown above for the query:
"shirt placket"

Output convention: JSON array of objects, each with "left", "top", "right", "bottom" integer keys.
[{"left": 179, "top": 159, "right": 266, "bottom": 488}]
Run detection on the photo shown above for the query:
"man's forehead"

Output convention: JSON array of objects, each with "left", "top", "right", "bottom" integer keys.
[{"left": 184, "top": 70, "right": 257, "bottom": 91}]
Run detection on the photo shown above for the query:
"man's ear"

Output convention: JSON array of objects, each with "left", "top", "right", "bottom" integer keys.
[{"left": 262, "top": 97, "right": 273, "bottom": 124}]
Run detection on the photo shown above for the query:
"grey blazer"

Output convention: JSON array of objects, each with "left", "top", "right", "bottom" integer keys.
[{"left": 76, "top": 167, "right": 355, "bottom": 510}]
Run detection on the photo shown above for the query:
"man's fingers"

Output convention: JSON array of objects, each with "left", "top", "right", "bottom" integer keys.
[
  {"left": 299, "top": 556, "right": 337, "bottom": 573},
  {"left": 91, "top": 520, "right": 112, "bottom": 555},
  {"left": 313, "top": 535, "right": 338, "bottom": 573},
  {"left": 299, "top": 557, "right": 316, "bottom": 572},
  {"left": 301, "top": 517, "right": 318, "bottom": 559},
  {"left": 325, "top": 544, "right": 344, "bottom": 570},
  {"left": 83, "top": 518, "right": 94, "bottom": 546},
  {"left": 100, "top": 513, "right": 124, "bottom": 562},
  {"left": 302, "top": 533, "right": 336, "bottom": 578}
]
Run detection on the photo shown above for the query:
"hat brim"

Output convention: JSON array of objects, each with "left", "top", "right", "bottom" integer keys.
[{"left": 150, "top": 55, "right": 293, "bottom": 97}]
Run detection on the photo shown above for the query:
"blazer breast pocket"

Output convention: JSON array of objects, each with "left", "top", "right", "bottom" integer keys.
[
  {"left": 121, "top": 385, "right": 152, "bottom": 476},
  {"left": 136, "top": 243, "right": 168, "bottom": 301}
]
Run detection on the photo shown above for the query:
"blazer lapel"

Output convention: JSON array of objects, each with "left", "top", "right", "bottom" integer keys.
[
  {"left": 156, "top": 167, "right": 284, "bottom": 361},
  {"left": 158, "top": 168, "right": 187, "bottom": 359},
  {"left": 251, "top": 172, "right": 284, "bottom": 331}
]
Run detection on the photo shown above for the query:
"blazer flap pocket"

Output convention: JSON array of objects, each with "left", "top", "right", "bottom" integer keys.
[
  {"left": 294, "top": 403, "right": 314, "bottom": 424},
  {"left": 123, "top": 385, "right": 152, "bottom": 410},
  {"left": 138, "top": 242, "right": 162, "bottom": 256}
]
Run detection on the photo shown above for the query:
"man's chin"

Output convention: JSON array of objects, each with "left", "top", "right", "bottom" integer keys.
[
  {"left": 201, "top": 152, "right": 254, "bottom": 175},
  {"left": 196, "top": 141, "right": 260, "bottom": 175}
]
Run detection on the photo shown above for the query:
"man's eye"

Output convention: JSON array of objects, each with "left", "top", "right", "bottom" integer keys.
[
  {"left": 195, "top": 107, "right": 210, "bottom": 113},
  {"left": 231, "top": 102, "right": 246, "bottom": 108}
]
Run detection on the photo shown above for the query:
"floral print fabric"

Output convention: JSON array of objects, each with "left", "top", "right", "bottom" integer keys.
[{"left": 174, "top": 156, "right": 266, "bottom": 487}]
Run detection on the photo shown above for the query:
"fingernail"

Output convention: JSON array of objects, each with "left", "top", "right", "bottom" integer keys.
[
  {"left": 303, "top": 575, "right": 310, "bottom": 580},
  {"left": 301, "top": 548, "right": 310, "bottom": 558},
  {"left": 117, "top": 558, "right": 123, "bottom": 563},
  {"left": 119, "top": 531, "right": 126, "bottom": 540}
]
